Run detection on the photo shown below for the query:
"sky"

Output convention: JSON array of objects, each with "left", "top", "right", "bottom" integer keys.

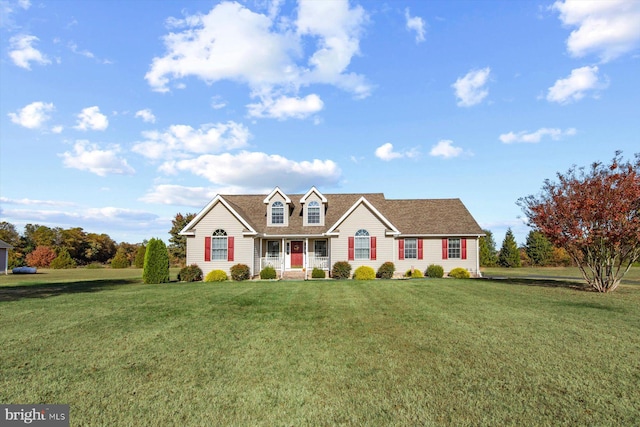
[{"left": 1, "top": 0, "right": 639, "bottom": 247}]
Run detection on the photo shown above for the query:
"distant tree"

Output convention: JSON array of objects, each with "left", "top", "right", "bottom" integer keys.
[
  {"left": 26, "top": 246, "right": 57, "bottom": 268},
  {"left": 168, "top": 213, "right": 196, "bottom": 266},
  {"left": 143, "top": 238, "right": 170, "bottom": 284},
  {"left": 525, "top": 230, "right": 553, "bottom": 266},
  {"left": 134, "top": 245, "right": 146, "bottom": 268},
  {"left": 479, "top": 229, "right": 498, "bottom": 267},
  {"left": 60, "top": 227, "right": 88, "bottom": 263},
  {"left": 498, "top": 228, "right": 521, "bottom": 268},
  {"left": 50, "top": 248, "right": 77, "bottom": 269},
  {"left": 85, "top": 233, "right": 117, "bottom": 264},
  {"left": 111, "top": 248, "right": 130, "bottom": 269},
  {"left": 519, "top": 151, "right": 640, "bottom": 292}
]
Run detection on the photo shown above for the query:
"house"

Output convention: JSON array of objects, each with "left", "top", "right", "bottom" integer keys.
[
  {"left": 0, "top": 239, "right": 13, "bottom": 275},
  {"left": 180, "top": 186, "right": 484, "bottom": 279}
]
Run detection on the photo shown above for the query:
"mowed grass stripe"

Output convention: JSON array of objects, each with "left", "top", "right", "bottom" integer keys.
[{"left": 0, "top": 277, "right": 638, "bottom": 426}]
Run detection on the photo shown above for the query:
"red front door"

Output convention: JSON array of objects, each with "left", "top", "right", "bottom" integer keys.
[{"left": 291, "top": 241, "right": 303, "bottom": 268}]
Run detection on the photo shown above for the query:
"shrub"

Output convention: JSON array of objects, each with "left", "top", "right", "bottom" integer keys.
[
  {"left": 331, "top": 261, "right": 352, "bottom": 279},
  {"left": 311, "top": 267, "right": 326, "bottom": 279},
  {"left": 26, "top": 246, "right": 57, "bottom": 268},
  {"left": 50, "top": 248, "right": 77, "bottom": 269},
  {"left": 425, "top": 264, "right": 444, "bottom": 278},
  {"left": 205, "top": 269, "right": 228, "bottom": 282},
  {"left": 134, "top": 245, "right": 146, "bottom": 268},
  {"left": 178, "top": 264, "right": 203, "bottom": 282},
  {"left": 230, "top": 263, "right": 251, "bottom": 281},
  {"left": 142, "top": 238, "right": 170, "bottom": 284},
  {"left": 111, "top": 248, "right": 130, "bottom": 269},
  {"left": 86, "top": 262, "right": 104, "bottom": 269},
  {"left": 448, "top": 267, "right": 471, "bottom": 279},
  {"left": 354, "top": 266, "right": 376, "bottom": 280},
  {"left": 404, "top": 268, "right": 424, "bottom": 278},
  {"left": 376, "top": 261, "right": 395, "bottom": 279},
  {"left": 260, "top": 266, "right": 277, "bottom": 279}
]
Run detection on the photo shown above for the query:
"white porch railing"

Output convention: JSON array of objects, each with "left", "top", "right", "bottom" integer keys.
[
  {"left": 308, "top": 256, "right": 329, "bottom": 270},
  {"left": 261, "top": 256, "right": 282, "bottom": 270}
]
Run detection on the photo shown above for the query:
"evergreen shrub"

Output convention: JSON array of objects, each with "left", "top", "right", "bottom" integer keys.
[
  {"left": 205, "top": 270, "right": 228, "bottom": 282},
  {"left": 111, "top": 249, "right": 130, "bottom": 269},
  {"left": 178, "top": 264, "right": 203, "bottom": 282},
  {"left": 50, "top": 249, "right": 77, "bottom": 269},
  {"left": 260, "top": 266, "right": 277, "bottom": 279},
  {"left": 354, "top": 266, "right": 376, "bottom": 280},
  {"left": 376, "top": 262, "right": 395, "bottom": 279},
  {"left": 331, "top": 261, "right": 352, "bottom": 279},
  {"left": 142, "top": 238, "right": 170, "bottom": 284},
  {"left": 311, "top": 267, "right": 326, "bottom": 279},
  {"left": 230, "top": 264, "right": 251, "bottom": 281},
  {"left": 448, "top": 267, "right": 471, "bottom": 279},
  {"left": 425, "top": 264, "right": 444, "bottom": 278}
]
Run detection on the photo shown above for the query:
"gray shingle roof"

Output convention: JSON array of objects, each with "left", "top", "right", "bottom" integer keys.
[{"left": 0, "top": 239, "right": 14, "bottom": 249}]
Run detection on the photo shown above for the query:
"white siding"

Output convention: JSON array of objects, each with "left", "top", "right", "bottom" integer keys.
[
  {"left": 266, "top": 193, "right": 289, "bottom": 227},
  {"left": 392, "top": 237, "right": 480, "bottom": 276}
]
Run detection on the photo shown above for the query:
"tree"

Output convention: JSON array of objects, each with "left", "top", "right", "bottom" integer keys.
[
  {"left": 519, "top": 151, "right": 640, "bottom": 292},
  {"left": 498, "top": 228, "right": 520, "bottom": 268},
  {"left": 525, "top": 230, "right": 553, "bottom": 266},
  {"left": 143, "top": 238, "right": 170, "bottom": 284},
  {"left": 50, "top": 248, "right": 77, "bottom": 269},
  {"left": 479, "top": 229, "right": 498, "bottom": 267},
  {"left": 168, "top": 213, "right": 196, "bottom": 266},
  {"left": 85, "top": 233, "right": 117, "bottom": 264},
  {"left": 111, "top": 248, "right": 130, "bottom": 269},
  {"left": 25, "top": 246, "right": 57, "bottom": 268},
  {"left": 134, "top": 245, "right": 146, "bottom": 268}
]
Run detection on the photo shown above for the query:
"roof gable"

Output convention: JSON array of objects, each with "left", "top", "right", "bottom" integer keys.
[
  {"left": 300, "top": 186, "right": 327, "bottom": 204},
  {"left": 326, "top": 196, "right": 400, "bottom": 235},
  {"left": 180, "top": 195, "right": 257, "bottom": 236},
  {"left": 263, "top": 187, "right": 291, "bottom": 204}
]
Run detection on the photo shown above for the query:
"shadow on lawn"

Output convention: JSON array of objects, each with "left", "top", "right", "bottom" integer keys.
[
  {"left": 0, "top": 279, "right": 140, "bottom": 302},
  {"left": 480, "top": 276, "right": 592, "bottom": 291}
]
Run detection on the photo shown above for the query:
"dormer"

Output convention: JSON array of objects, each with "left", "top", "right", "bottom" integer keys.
[
  {"left": 300, "top": 186, "right": 327, "bottom": 226},
  {"left": 264, "top": 187, "right": 291, "bottom": 227}
]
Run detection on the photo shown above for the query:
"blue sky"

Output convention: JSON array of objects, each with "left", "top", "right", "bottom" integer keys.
[{"left": 1, "top": 0, "right": 639, "bottom": 246}]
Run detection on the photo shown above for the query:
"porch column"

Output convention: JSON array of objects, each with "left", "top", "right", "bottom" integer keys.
[
  {"left": 304, "top": 237, "right": 309, "bottom": 280},
  {"left": 281, "top": 237, "right": 285, "bottom": 279}
]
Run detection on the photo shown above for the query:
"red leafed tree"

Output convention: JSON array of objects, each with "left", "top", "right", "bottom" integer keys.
[
  {"left": 26, "top": 245, "right": 57, "bottom": 268},
  {"left": 519, "top": 151, "right": 640, "bottom": 292}
]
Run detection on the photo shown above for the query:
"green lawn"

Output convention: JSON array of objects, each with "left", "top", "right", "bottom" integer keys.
[{"left": 1, "top": 269, "right": 639, "bottom": 426}]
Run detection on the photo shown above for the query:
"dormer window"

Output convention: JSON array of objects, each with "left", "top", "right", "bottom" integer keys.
[
  {"left": 271, "top": 201, "right": 284, "bottom": 224},
  {"left": 308, "top": 201, "right": 320, "bottom": 224}
]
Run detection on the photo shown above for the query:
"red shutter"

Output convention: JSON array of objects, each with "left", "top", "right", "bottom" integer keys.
[
  {"left": 418, "top": 239, "right": 423, "bottom": 260},
  {"left": 398, "top": 239, "right": 404, "bottom": 260},
  {"left": 461, "top": 238, "right": 467, "bottom": 260},
  {"left": 370, "top": 237, "right": 376, "bottom": 260},
  {"left": 348, "top": 237, "right": 354, "bottom": 261},
  {"left": 204, "top": 237, "right": 211, "bottom": 262},
  {"left": 227, "top": 236, "right": 234, "bottom": 262},
  {"left": 442, "top": 239, "right": 448, "bottom": 260}
]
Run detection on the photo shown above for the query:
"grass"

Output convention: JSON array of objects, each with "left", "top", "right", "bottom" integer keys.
[
  {"left": 1, "top": 268, "right": 639, "bottom": 426},
  {"left": 482, "top": 266, "right": 640, "bottom": 286}
]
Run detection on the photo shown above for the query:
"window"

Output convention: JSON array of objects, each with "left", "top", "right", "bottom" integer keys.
[
  {"left": 308, "top": 201, "right": 320, "bottom": 224},
  {"left": 271, "top": 201, "right": 284, "bottom": 224},
  {"left": 267, "top": 241, "right": 280, "bottom": 257},
  {"left": 448, "top": 238, "right": 461, "bottom": 259},
  {"left": 355, "top": 229, "right": 370, "bottom": 259},
  {"left": 314, "top": 240, "right": 327, "bottom": 257},
  {"left": 404, "top": 238, "right": 417, "bottom": 259},
  {"left": 212, "top": 229, "right": 228, "bottom": 260}
]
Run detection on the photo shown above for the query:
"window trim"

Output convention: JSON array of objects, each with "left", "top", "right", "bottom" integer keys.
[
  {"left": 404, "top": 238, "right": 417, "bottom": 259},
  {"left": 307, "top": 201, "right": 320, "bottom": 225},
  {"left": 212, "top": 229, "right": 228, "bottom": 261},
  {"left": 448, "top": 238, "right": 461, "bottom": 259},
  {"left": 354, "top": 229, "right": 370, "bottom": 260},
  {"left": 271, "top": 201, "right": 284, "bottom": 225}
]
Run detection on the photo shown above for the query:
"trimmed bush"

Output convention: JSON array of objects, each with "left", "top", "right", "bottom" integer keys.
[
  {"left": 425, "top": 264, "right": 444, "bottom": 278},
  {"left": 178, "top": 264, "right": 203, "bottom": 282},
  {"left": 142, "top": 238, "right": 170, "bottom": 284},
  {"left": 376, "top": 261, "right": 395, "bottom": 279},
  {"left": 448, "top": 267, "right": 471, "bottom": 279},
  {"left": 311, "top": 267, "right": 326, "bottom": 279},
  {"left": 50, "top": 249, "right": 77, "bottom": 269},
  {"left": 230, "top": 263, "right": 251, "bottom": 281},
  {"left": 111, "top": 249, "right": 130, "bottom": 269},
  {"left": 260, "top": 266, "right": 277, "bottom": 280},
  {"left": 205, "top": 270, "right": 228, "bottom": 282},
  {"left": 404, "top": 268, "right": 424, "bottom": 278},
  {"left": 354, "top": 266, "right": 376, "bottom": 280},
  {"left": 331, "top": 261, "right": 352, "bottom": 279}
]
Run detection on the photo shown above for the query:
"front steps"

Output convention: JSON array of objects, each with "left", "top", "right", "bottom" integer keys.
[{"left": 282, "top": 270, "right": 307, "bottom": 280}]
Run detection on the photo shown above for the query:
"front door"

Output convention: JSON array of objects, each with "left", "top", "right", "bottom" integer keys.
[{"left": 291, "top": 241, "right": 303, "bottom": 268}]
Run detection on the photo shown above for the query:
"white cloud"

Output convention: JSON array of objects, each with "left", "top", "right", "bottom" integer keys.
[
  {"left": 546, "top": 65, "right": 606, "bottom": 104},
  {"left": 405, "top": 8, "right": 426, "bottom": 43},
  {"left": 18, "top": 0, "right": 31, "bottom": 9},
  {"left": 211, "top": 96, "right": 227, "bottom": 110},
  {"left": 499, "top": 127, "right": 577, "bottom": 144},
  {"left": 374, "top": 142, "right": 419, "bottom": 161},
  {"left": 0, "top": 196, "right": 75, "bottom": 207},
  {"left": 51, "top": 125, "right": 64, "bottom": 134},
  {"left": 139, "top": 184, "right": 219, "bottom": 206},
  {"left": 145, "top": 0, "right": 371, "bottom": 114},
  {"left": 429, "top": 140, "right": 464, "bottom": 158},
  {"left": 162, "top": 151, "right": 342, "bottom": 191},
  {"left": 75, "top": 106, "right": 109, "bottom": 131},
  {"left": 132, "top": 121, "right": 250, "bottom": 160},
  {"left": 68, "top": 41, "right": 95, "bottom": 59},
  {"left": 8, "top": 101, "right": 54, "bottom": 129},
  {"left": 61, "top": 140, "right": 135, "bottom": 176},
  {"left": 452, "top": 67, "right": 491, "bottom": 107},
  {"left": 247, "top": 93, "right": 324, "bottom": 119},
  {"left": 552, "top": 0, "right": 640, "bottom": 62},
  {"left": 135, "top": 109, "right": 156, "bottom": 123},
  {"left": 8, "top": 34, "right": 51, "bottom": 69}
]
